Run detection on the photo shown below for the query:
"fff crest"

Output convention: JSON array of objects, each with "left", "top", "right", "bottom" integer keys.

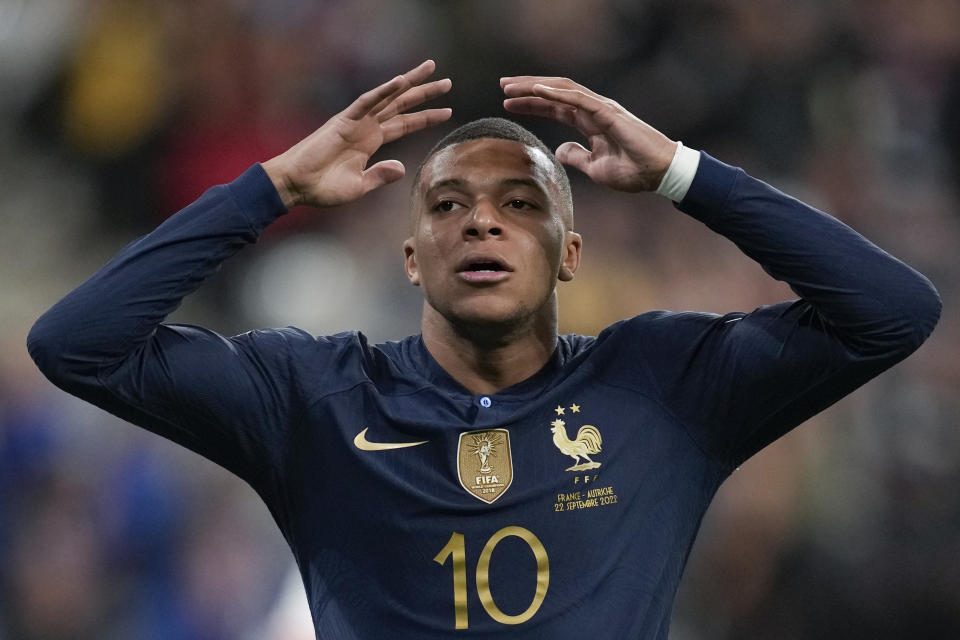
[
  {"left": 457, "top": 428, "right": 513, "bottom": 504},
  {"left": 550, "top": 403, "right": 602, "bottom": 472}
]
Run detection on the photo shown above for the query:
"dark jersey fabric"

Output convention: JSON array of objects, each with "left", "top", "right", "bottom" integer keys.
[{"left": 28, "top": 153, "right": 940, "bottom": 638}]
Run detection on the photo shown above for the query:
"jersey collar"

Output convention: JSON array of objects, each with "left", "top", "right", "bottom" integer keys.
[{"left": 410, "top": 334, "right": 570, "bottom": 403}]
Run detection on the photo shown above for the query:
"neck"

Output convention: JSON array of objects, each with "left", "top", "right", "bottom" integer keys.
[{"left": 420, "top": 300, "right": 559, "bottom": 395}]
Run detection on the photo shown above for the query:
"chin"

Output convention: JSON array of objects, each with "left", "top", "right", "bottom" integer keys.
[
  {"left": 448, "top": 298, "right": 531, "bottom": 329},
  {"left": 428, "top": 290, "right": 555, "bottom": 339}
]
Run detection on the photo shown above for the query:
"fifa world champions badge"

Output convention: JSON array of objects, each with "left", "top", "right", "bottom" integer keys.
[{"left": 457, "top": 429, "right": 513, "bottom": 503}]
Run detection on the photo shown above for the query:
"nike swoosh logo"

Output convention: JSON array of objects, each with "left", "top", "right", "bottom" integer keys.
[{"left": 353, "top": 427, "right": 428, "bottom": 451}]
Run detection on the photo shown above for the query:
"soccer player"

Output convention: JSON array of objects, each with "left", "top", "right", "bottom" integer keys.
[{"left": 27, "top": 60, "right": 940, "bottom": 638}]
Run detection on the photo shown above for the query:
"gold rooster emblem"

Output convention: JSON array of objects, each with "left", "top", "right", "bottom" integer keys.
[{"left": 550, "top": 418, "right": 602, "bottom": 471}]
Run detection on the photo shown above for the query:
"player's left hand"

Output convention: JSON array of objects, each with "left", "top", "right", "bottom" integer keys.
[{"left": 501, "top": 76, "right": 677, "bottom": 193}]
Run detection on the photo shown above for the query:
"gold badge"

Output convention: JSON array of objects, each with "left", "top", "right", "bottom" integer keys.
[
  {"left": 550, "top": 403, "right": 602, "bottom": 471},
  {"left": 457, "top": 429, "right": 513, "bottom": 504}
]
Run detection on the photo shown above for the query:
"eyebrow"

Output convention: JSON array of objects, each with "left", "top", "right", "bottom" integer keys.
[{"left": 424, "top": 177, "right": 547, "bottom": 196}]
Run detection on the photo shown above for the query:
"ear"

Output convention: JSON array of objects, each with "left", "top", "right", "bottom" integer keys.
[
  {"left": 403, "top": 237, "right": 420, "bottom": 286},
  {"left": 558, "top": 231, "right": 582, "bottom": 282}
]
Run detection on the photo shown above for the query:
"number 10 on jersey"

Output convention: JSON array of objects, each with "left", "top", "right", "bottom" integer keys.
[{"left": 433, "top": 526, "right": 549, "bottom": 629}]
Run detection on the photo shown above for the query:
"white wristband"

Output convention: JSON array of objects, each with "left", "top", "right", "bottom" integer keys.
[{"left": 655, "top": 141, "right": 701, "bottom": 202}]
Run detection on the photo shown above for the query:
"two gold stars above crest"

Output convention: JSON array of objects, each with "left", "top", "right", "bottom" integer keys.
[
  {"left": 548, "top": 402, "right": 602, "bottom": 471},
  {"left": 554, "top": 403, "right": 580, "bottom": 416}
]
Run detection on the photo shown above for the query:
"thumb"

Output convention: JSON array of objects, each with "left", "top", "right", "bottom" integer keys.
[
  {"left": 361, "top": 160, "right": 406, "bottom": 194},
  {"left": 555, "top": 142, "right": 592, "bottom": 174}
]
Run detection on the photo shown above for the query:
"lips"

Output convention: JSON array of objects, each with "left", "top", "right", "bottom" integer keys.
[
  {"left": 456, "top": 254, "right": 513, "bottom": 273},
  {"left": 456, "top": 254, "right": 513, "bottom": 284}
]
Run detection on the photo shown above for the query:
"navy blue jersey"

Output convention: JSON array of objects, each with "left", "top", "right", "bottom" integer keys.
[{"left": 28, "top": 154, "right": 940, "bottom": 638}]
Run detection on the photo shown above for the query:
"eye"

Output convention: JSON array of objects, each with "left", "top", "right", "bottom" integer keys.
[
  {"left": 507, "top": 199, "right": 535, "bottom": 210},
  {"left": 434, "top": 200, "right": 462, "bottom": 212}
]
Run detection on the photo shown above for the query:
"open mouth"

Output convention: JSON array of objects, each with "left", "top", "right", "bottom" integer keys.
[
  {"left": 456, "top": 255, "right": 513, "bottom": 273},
  {"left": 462, "top": 260, "right": 506, "bottom": 273},
  {"left": 456, "top": 256, "right": 512, "bottom": 283}
]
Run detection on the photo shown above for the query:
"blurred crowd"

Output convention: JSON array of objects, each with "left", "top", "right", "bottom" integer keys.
[{"left": 2, "top": 0, "right": 960, "bottom": 638}]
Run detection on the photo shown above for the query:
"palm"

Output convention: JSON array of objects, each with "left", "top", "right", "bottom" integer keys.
[
  {"left": 293, "top": 116, "right": 388, "bottom": 207},
  {"left": 265, "top": 60, "right": 452, "bottom": 209},
  {"left": 576, "top": 118, "right": 665, "bottom": 193},
  {"left": 501, "top": 77, "right": 676, "bottom": 193},
  {"left": 578, "top": 128, "right": 644, "bottom": 192}
]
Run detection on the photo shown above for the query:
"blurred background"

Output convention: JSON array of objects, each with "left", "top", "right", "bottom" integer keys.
[{"left": 2, "top": 0, "right": 959, "bottom": 638}]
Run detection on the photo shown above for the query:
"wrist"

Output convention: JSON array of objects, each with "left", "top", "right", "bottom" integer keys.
[
  {"left": 655, "top": 142, "right": 701, "bottom": 203},
  {"left": 261, "top": 156, "right": 300, "bottom": 209}
]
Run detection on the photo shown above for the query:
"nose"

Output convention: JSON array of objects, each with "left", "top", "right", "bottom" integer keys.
[{"left": 463, "top": 200, "right": 503, "bottom": 239}]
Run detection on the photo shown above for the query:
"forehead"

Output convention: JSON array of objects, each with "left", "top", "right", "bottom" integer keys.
[{"left": 418, "top": 138, "right": 558, "bottom": 195}]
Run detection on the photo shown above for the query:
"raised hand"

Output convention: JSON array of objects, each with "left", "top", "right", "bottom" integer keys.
[
  {"left": 501, "top": 76, "right": 676, "bottom": 193},
  {"left": 264, "top": 60, "right": 452, "bottom": 209}
]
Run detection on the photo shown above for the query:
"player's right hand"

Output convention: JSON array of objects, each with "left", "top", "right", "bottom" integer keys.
[{"left": 263, "top": 60, "right": 452, "bottom": 209}]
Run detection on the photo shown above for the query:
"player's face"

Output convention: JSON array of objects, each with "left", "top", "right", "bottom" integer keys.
[{"left": 404, "top": 138, "right": 581, "bottom": 331}]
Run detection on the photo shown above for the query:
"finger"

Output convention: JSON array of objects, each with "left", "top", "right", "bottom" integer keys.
[
  {"left": 501, "top": 75, "right": 580, "bottom": 89},
  {"left": 502, "top": 96, "right": 579, "bottom": 128},
  {"left": 555, "top": 141, "right": 593, "bottom": 174},
  {"left": 344, "top": 75, "right": 407, "bottom": 120},
  {"left": 381, "top": 108, "right": 453, "bottom": 144},
  {"left": 344, "top": 59, "right": 436, "bottom": 120},
  {"left": 368, "top": 59, "right": 442, "bottom": 116},
  {"left": 361, "top": 160, "right": 406, "bottom": 194},
  {"left": 533, "top": 85, "right": 605, "bottom": 112},
  {"left": 378, "top": 78, "right": 452, "bottom": 121},
  {"left": 501, "top": 76, "right": 604, "bottom": 100}
]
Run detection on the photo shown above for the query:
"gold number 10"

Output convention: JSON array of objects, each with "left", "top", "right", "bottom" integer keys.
[{"left": 433, "top": 525, "right": 549, "bottom": 630}]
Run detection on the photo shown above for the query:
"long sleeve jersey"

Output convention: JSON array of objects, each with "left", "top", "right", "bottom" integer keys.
[{"left": 27, "top": 153, "right": 941, "bottom": 639}]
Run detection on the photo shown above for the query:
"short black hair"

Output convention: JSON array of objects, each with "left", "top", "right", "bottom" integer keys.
[{"left": 411, "top": 117, "right": 573, "bottom": 222}]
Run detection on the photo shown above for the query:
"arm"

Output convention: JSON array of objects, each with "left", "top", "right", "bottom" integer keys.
[
  {"left": 502, "top": 76, "right": 941, "bottom": 465},
  {"left": 27, "top": 61, "right": 452, "bottom": 485}
]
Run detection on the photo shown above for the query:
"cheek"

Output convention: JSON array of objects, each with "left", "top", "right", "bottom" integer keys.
[
  {"left": 533, "top": 228, "right": 566, "bottom": 272},
  {"left": 414, "top": 228, "right": 451, "bottom": 282},
  {"left": 520, "top": 236, "right": 561, "bottom": 287}
]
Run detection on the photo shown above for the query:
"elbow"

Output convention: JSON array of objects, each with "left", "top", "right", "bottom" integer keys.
[
  {"left": 883, "top": 275, "right": 942, "bottom": 357},
  {"left": 26, "top": 307, "right": 100, "bottom": 387},
  {"left": 27, "top": 310, "right": 69, "bottom": 383},
  {"left": 909, "top": 276, "right": 942, "bottom": 349},
  {"left": 843, "top": 275, "right": 941, "bottom": 359}
]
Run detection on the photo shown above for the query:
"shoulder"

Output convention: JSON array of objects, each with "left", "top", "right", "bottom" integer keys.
[
  {"left": 557, "top": 310, "right": 724, "bottom": 359},
  {"left": 231, "top": 326, "right": 388, "bottom": 386},
  {"left": 596, "top": 309, "right": 736, "bottom": 345},
  {"left": 232, "top": 326, "right": 362, "bottom": 356},
  {"left": 561, "top": 310, "right": 751, "bottom": 382},
  {"left": 608, "top": 304, "right": 813, "bottom": 359},
  {"left": 561, "top": 307, "right": 790, "bottom": 360}
]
